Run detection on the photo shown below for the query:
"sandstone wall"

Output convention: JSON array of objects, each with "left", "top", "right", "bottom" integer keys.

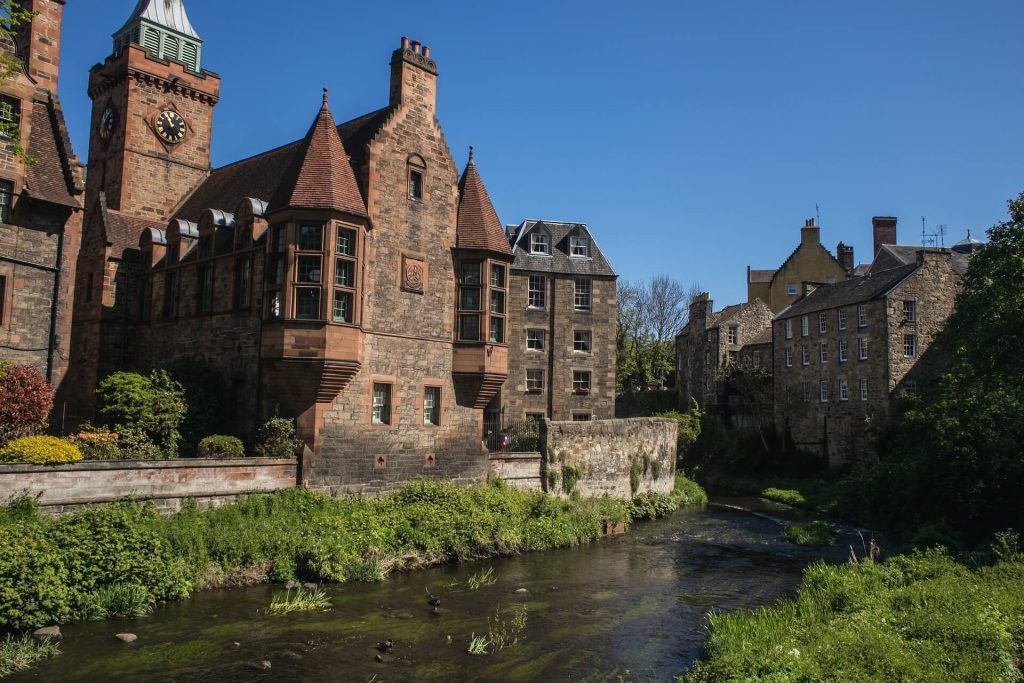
[{"left": 0, "top": 457, "right": 297, "bottom": 514}]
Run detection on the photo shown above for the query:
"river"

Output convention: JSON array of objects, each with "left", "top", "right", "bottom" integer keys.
[{"left": 12, "top": 497, "right": 858, "bottom": 682}]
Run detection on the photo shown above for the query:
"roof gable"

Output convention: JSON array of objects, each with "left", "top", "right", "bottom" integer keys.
[
  {"left": 775, "top": 263, "right": 918, "bottom": 320},
  {"left": 456, "top": 150, "right": 512, "bottom": 255},
  {"left": 23, "top": 94, "right": 83, "bottom": 209}
]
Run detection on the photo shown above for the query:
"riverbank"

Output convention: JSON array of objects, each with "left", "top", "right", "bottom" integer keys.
[
  {"left": 680, "top": 543, "right": 1024, "bottom": 682},
  {"left": 0, "top": 476, "right": 705, "bottom": 675}
]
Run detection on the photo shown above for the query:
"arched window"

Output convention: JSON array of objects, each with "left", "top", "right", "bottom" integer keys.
[{"left": 407, "top": 154, "right": 426, "bottom": 201}]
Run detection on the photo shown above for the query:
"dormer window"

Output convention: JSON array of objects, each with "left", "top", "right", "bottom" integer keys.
[
  {"left": 408, "top": 154, "right": 426, "bottom": 201},
  {"left": 530, "top": 232, "right": 549, "bottom": 255},
  {"left": 570, "top": 235, "right": 590, "bottom": 258}
]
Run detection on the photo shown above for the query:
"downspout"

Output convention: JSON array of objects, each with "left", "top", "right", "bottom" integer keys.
[{"left": 46, "top": 215, "right": 68, "bottom": 384}]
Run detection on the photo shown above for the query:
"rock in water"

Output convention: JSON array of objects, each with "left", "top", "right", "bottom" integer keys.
[
  {"left": 33, "top": 626, "right": 61, "bottom": 641},
  {"left": 115, "top": 633, "right": 138, "bottom": 643},
  {"left": 514, "top": 588, "right": 529, "bottom": 594}
]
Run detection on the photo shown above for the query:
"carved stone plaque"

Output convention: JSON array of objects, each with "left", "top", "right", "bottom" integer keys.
[{"left": 402, "top": 254, "right": 426, "bottom": 294}]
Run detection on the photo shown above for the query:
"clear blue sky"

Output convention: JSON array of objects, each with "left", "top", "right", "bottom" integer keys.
[{"left": 57, "top": 1, "right": 1024, "bottom": 307}]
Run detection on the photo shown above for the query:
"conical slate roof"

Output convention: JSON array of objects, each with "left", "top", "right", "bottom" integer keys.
[
  {"left": 270, "top": 91, "right": 368, "bottom": 218},
  {"left": 456, "top": 149, "right": 512, "bottom": 255},
  {"left": 121, "top": 0, "right": 200, "bottom": 38}
]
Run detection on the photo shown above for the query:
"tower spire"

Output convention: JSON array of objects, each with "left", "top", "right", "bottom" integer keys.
[{"left": 114, "top": 0, "right": 203, "bottom": 72}]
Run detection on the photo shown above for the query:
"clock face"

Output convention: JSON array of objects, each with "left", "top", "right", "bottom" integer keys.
[
  {"left": 99, "top": 106, "right": 117, "bottom": 140},
  {"left": 155, "top": 110, "right": 187, "bottom": 144}
]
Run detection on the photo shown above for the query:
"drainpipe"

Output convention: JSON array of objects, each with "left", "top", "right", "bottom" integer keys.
[{"left": 46, "top": 218, "right": 67, "bottom": 384}]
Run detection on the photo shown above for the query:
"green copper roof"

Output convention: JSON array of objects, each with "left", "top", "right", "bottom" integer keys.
[{"left": 119, "top": 0, "right": 200, "bottom": 39}]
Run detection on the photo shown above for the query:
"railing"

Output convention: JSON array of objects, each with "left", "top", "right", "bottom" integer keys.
[{"left": 484, "top": 418, "right": 541, "bottom": 453}]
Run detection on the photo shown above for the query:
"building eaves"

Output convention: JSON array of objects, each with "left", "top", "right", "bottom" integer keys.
[{"left": 775, "top": 263, "right": 918, "bottom": 320}]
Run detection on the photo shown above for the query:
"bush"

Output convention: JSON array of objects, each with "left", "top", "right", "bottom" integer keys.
[
  {"left": 198, "top": 435, "right": 245, "bottom": 459},
  {"left": 657, "top": 400, "right": 703, "bottom": 466},
  {"left": 0, "top": 363, "right": 53, "bottom": 446},
  {"left": 96, "top": 370, "right": 185, "bottom": 457},
  {"left": 114, "top": 426, "right": 164, "bottom": 461},
  {"left": 780, "top": 521, "right": 840, "bottom": 546},
  {"left": 71, "top": 425, "right": 121, "bottom": 461},
  {"left": 0, "top": 436, "right": 82, "bottom": 465},
  {"left": 253, "top": 418, "right": 300, "bottom": 458}
]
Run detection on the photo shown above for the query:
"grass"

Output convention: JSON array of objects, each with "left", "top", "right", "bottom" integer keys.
[
  {"left": 0, "top": 476, "right": 707, "bottom": 632},
  {"left": 466, "top": 567, "right": 496, "bottom": 590},
  {"left": 680, "top": 548, "right": 1024, "bottom": 682},
  {"left": 267, "top": 586, "right": 331, "bottom": 615},
  {"left": 761, "top": 487, "right": 808, "bottom": 507},
  {"left": 0, "top": 635, "right": 60, "bottom": 678},
  {"left": 467, "top": 633, "right": 489, "bottom": 655},
  {"left": 466, "top": 605, "right": 529, "bottom": 656},
  {"left": 780, "top": 521, "right": 840, "bottom": 547}
]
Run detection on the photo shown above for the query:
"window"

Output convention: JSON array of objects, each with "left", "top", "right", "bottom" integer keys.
[
  {"left": 298, "top": 223, "right": 323, "bottom": 251},
  {"left": 334, "top": 259, "right": 354, "bottom": 287},
  {"left": 526, "top": 412, "right": 545, "bottom": 422},
  {"left": 857, "top": 304, "right": 867, "bottom": 328},
  {"left": 489, "top": 263, "right": 506, "bottom": 343},
  {"left": 785, "top": 347, "right": 793, "bottom": 368},
  {"left": 527, "top": 329, "right": 545, "bottom": 351},
  {"left": 787, "top": 283, "right": 798, "bottom": 296},
  {"left": 903, "top": 300, "right": 916, "bottom": 323},
  {"left": 528, "top": 275, "right": 545, "bottom": 308},
  {"left": 408, "top": 170, "right": 423, "bottom": 200},
  {"left": 801, "top": 382, "right": 810, "bottom": 403},
  {"left": 0, "top": 96, "right": 20, "bottom": 133},
  {"left": 530, "top": 232, "right": 549, "bottom": 254},
  {"left": 818, "top": 313, "right": 827, "bottom": 334},
  {"left": 573, "top": 371, "right": 591, "bottom": 394},
  {"left": 570, "top": 235, "right": 590, "bottom": 257},
  {"left": 574, "top": 330, "right": 592, "bottom": 353},
  {"left": 423, "top": 386, "right": 440, "bottom": 426},
  {"left": 753, "top": 350, "right": 762, "bottom": 368},
  {"left": 819, "top": 342, "right": 828, "bottom": 363},
  {"left": 785, "top": 320, "right": 793, "bottom": 340},
  {"left": 839, "top": 340, "right": 848, "bottom": 362},
  {"left": 903, "top": 334, "right": 917, "bottom": 358},
  {"left": 265, "top": 225, "right": 285, "bottom": 317},
  {"left": 336, "top": 228, "right": 356, "bottom": 256},
  {"left": 458, "top": 262, "right": 482, "bottom": 341},
  {"left": 819, "top": 381, "right": 829, "bottom": 403},
  {"left": 572, "top": 413, "right": 592, "bottom": 422},
  {"left": 574, "top": 278, "right": 592, "bottom": 311},
  {"left": 162, "top": 271, "right": 177, "bottom": 320},
  {"left": 858, "top": 337, "right": 868, "bottom": 360},
  {"left": 372, "top": 383, "right": 392, "bottom": 425},
  {"left": 838, "top": 308, "right": 847, "bottom": 330},
  {"left": 0, "top": 179, "right": 12, "bottom": 224},
  {"left": 332, "top": 226, "right": 357, "bottom": 324},
  {"left": 800, "top": 316, "right": 809, "bottom": 337},
  {"left": 489, "top": 316, "right": 504, "bottom": 343},
  {"left": 801, "top": 345, "right": 809, "bottom": 366},
  {"left": 526, "top": 369, "right": 544, "bottom": 392},
  {"left": 490, "top": 263, "right": 506, "bottom": 289},
  {"left": 233, "top": 256, "right": 251, "bottom": 310},
  {"left": 297, "top": 255, "right": 322, "bottom": 283},
  {"left": 332, "top": 290, "right": 353, "bottom": 323},
  {"left": 860, "top": 378, "right": 869, "bottom": 401},
  {"left": 728, "top": 326, "right": 738, "bottom": 345},
  {"left": 295, "top": 288, "right": 321, "bottom": 320},
  {"left": 267, "top": 290, "right": 282, "bottom": 319},
  {"left": 196, "top": 264, "right": 213, "bottom": 314},
  {"left": 839, "top": 378, "right": 849, "bottom": 401}
]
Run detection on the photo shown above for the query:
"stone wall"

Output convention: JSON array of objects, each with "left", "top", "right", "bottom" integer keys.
[
  {"left": 544, "top": 417, "right": 677, "bottom": 499},
  {"left": 0, "top": 457, "right": 298, "bottom": 513},
  {"left": 488, "top": 452, "right": 542, "bottom": 491}
]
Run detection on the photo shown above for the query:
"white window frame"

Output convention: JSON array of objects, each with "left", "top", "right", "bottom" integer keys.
[
  {"left": 752, "top": 350, "right": 761, "bottom": 368},
  {"left": 860, "top": 378, "right": 869, "bottom": 401},
  {"left": 574, "top": 278, "right": 592, "bottom": 311},
  {"left": 785, "top": 347, "right": 793, "bottom": 368},
  {"left": 530, "top": 232, "right": 550, "bottom": 255},
  {"left": 787, "top": 283, "right": 798, "bottom": 296},
  {"left": 526, "top": 369, "right": 544, "bottom": 392},
  {"left": 819, "top": 381, "right": 828, "bottom": 403},
  {"left": 372, "top": 383, "right": 392, "bottom": 425},
  {"left": 569, "top": 235, "right": 590, "bottom": 258},
  {"left": 572, "top": 370, "right": 592, "bottom": 394},
  {"left": 838, "top": 308, "right": 847, "bottom": 330},
  {"left": 423, "top": 386, "right": 441, "bottom": 426},
  {"left": 857, "top": 304, "right": 867, "bottom": 328},
  {"left": 527, "top": 275, "right": 546, "bottom": 309},
  {"left": 819, "top": 342, "right": 828, "bottom": 363},
  {"left": 839, "top": 340, "right": 848, "bottom": 363},
  {"left": 839, "top": 378, "right": 849, "bottom": 401},
  {"left": 526, "top": 329, "right": 545, "bottom": 351},
  {"left": 801, "top": 345, "right": 809, "bottom": 366},
  {"left": 728, "top": 326, "right": 738, "bottom": 345},
  {"left": 858, "top": 337, "right": 868, "bottom": 360},
  {"left": 903, "top": 334, "right": 917, "bottom": 358},
  {"left": 785, "top": 319, "right": 793, "bottom": 340},
  {"left": 573, "top": 330, "right": 592, "bottom": 353},
  {"left": 903, "top": 300, "right": 916, "bottom": 323},
  {"left": 800, "top": 316, "right": 809, "bottom": 337},
  {"left": 818, "top": 313, "right": 827, "bottom": 335}
]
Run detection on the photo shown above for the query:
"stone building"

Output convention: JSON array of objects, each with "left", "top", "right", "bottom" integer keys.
[
  {"left": 675, "top": 294, "right": 772, "bottom": 407},
  {"left": 66, "top": 1, "right": 532, "bottom": 493},
  {"left": 747, "top": 218, "right": 855, "bottom": 313},
  {"left": 500, "top": 220, "right": 617, "bottom": 424},
  {"left": 0, "top": 0, "right": 84, "bottom": 413},
  {"left": 772, "top": 249, "right": 966, "bottom": 466}
]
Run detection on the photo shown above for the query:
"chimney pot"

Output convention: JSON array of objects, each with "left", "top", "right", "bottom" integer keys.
[
  {"left": 401, "top": 36, "right": 410, "bottom": 49},
  {"left": 411, "top": 40, "right": 421, "bottom": 53},
  {"left": 422, "top": 45, "right": 430, "bottom": 58}
]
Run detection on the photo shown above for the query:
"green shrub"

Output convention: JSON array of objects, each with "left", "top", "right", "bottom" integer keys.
[
  {"left": 113, "top": 425, "right": 165, "bottom": 461},
  {"left": 197, "top": 435, "right": 245, "bottom": 459},
  {"left": 780, "top": 521, "right": 840, "bottom": 546},
  {"left": 71, "top": 425, "right": 120, "bottom": 461},
  {"left": 561, "top": 464, "right": 581, "bottom": 495},
  {"left": 657, "top": 400, "right": 703, "bottom": 466},
  {"left": 253, "top": 418, "right": 300, "bottom": 458},
  {"left": 96, "top": 370, "right": 185, "bottom": 457},
  {"left": 0, "top": 524, "right": 72, "bottom": 629},
  {"left": 0, "top": 436, "right": 82, "bottom": 465}
]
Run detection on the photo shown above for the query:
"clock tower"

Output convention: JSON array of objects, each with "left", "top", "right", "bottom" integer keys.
[{"left": 85, "top": 0, "right": 219, "bottom": 220}]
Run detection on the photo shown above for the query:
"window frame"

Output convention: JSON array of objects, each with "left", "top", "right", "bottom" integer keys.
[
  {"left": 860, "top": 378, "right": 869, "bottom": 401},
  {"left": 572, "top": 370, "right": 592, "bottom": 395},
  {"left": 819, "top": 380, "right": 829, "bottom": 403},
  {"left": 526, "top": 369, "right": 544, "bottom": 393},
  {"left": 839, "top": 378, "right": 849, "bottom": 401},
  {"left": 785, "top": 347, "right": 793, "bottom": 368},
  {"left": 787, "top": 283, "right": 798, "bottom": 296},
  {"left": 857, "top": 304, "right": 867, "bottom": 328},
  {"left": 801, "top": 345, "right": 809, "bottom": 366},
  {"left": 526, "top": 329, "right": 545, "bottom": 352},
  {"left": 800, "top": 316, "right": 809, "bottom": 337},
  {"left": 527, "top": 275, "right": 546, "bottom": 309},
  {"left": 858, "top": 337, "right": 868, "bottom": 361},
  {"left": 573, "top": 330, "right": 592, "bottom": 354},
  {"left": 727, "top": 326, "right": 738, "bottom": 345},
  {"left": 838, "top": 308, "right": 847, "bottom": 330},
  {"left": 903, "top": 300, "right": 916, "bottom": 323},
  {"left": 819, "top": 342, "right": 828, "bottom": 364},
  {"left": 407, "top": 154, "right": 426, "bottom": 202},
  {"left": 574, "top": 278, "right": 592, "bottom": 312},
  {"left": 423, "top": 385, "right": 441, "bottom": 427},
  {"left": 196, "top": 263, "right": 213, "bottom": 315},
  {"left": 839, "top": 339, "right": 848, "bottom": 363},
  {"left": 529, "top": 232, "right": 550, "bottom": 255},
  {"left": 371, "top": 382, "right": 393, "bottom": 426},
  {"left": 785, "top": 319, "right": 793, "bottom": 340},
  {"left": 903, "top": 333, "right": 917, "bottom": 358},
  {"left": 0, "top": 179, "right": 12, "bottom": 224},
  {"left": 571, "top": 412, "right": 592, "bottom": 422},
  {"left": 569, "top": 235, "right": 590, "bottom": 258},
  {"left": 233, "top": 255, "right": 252, "bottom": 311},
  {"left": 818, "top": 312, "right": 827, "bottom": 335}
]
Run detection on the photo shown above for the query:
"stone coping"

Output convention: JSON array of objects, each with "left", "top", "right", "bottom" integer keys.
[
  {"left": 487, "top": 452, "right": 541, "bottom": 461},
  {"left": 0, "top": 457, "right": 298, "bottom": 475}
]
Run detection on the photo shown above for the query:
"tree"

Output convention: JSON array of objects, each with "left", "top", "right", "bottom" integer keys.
[
  {"left": 96, "top": 370, "right": 186, "bottom": 457},
  {"left": 0, "top": 361, "right": 52, "bottom": 445}
]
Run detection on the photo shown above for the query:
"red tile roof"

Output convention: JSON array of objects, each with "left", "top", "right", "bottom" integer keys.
[
  {"left": 456, "top": 150, "right": 512, "bottom": 255},
  {"left": 270, "top": 93, "right": 367, "bottom": 217},
  {"left": 23, "top": 94, "right": 82, "bottom": 208}
]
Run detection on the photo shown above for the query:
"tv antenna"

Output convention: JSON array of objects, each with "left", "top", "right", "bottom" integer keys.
[{"left": 920, "top": 218, "right": 946, "bottom": 248}]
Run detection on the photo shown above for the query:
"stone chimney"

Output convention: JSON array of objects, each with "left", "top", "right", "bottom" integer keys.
[
  {"left": 800, "top": 218, "right": 820, "bottom": 245},
  {"left": 837, "top": 241, "right": 854, "bottom": 274},
  {"left": 872, "top": 216, "right": 898, "bottom": 256},
  {"left": 14, "top": 0, "right": 65, "bottom": 91},
  {"left": 689, "top": 292, "right": 713, "bottom": 329},
  {"left": 389, "top": 36, "right": 438, "bottom": 112}
]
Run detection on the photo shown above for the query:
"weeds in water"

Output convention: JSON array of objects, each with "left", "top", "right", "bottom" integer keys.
[
  {"left": 761, "top": 487, "right": 807, "bottom": 507},
  {"left": 0, "top": 635, "right": 60, "bottom": 677},
  {"left": 780, "top": 521, "right": 839, "bottom": 547},
  {"left": 467, "top": 633, "right": 489, "bottom": 655},
  {"left": 267, "top": 586, "right": 331, "bottom": 615},
  {"left": 487, "top": 604, "right": 528, "bottom": 652},
  {"left": 466, "top": 567, "right": 496, "bottom": 590},
  {"left": 80, "top": 583, "right": 154, "bottom": 620}
]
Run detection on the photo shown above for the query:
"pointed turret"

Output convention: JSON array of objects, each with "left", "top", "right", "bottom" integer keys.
[
  {"left": 456, "top": 148, "right": 512, "bottom": 255},
  {"left": 270, "top": 90, "right": 368, "bottom": 217},
  {"left": 114, "top": 0, "right": 203, "bottom": 72}
]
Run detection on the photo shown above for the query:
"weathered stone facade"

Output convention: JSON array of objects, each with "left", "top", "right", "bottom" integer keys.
[
  {"left": 501, "top": 220, "right": 617, "bottom": 423},
  {"left": 0, "top": 1, "right": 85, "bottom": 419},
  {"left": 544, "top": 417, "right": 676, "bottom": 499},
  {"left": 675, "top": 294, "right": 773, "bottom": 408},
  {"left": 747, "top": 219, "right": 854, "bottom": 313},
  {"left": 773, "top": 250, "right": 961, "bottom": 466}
]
